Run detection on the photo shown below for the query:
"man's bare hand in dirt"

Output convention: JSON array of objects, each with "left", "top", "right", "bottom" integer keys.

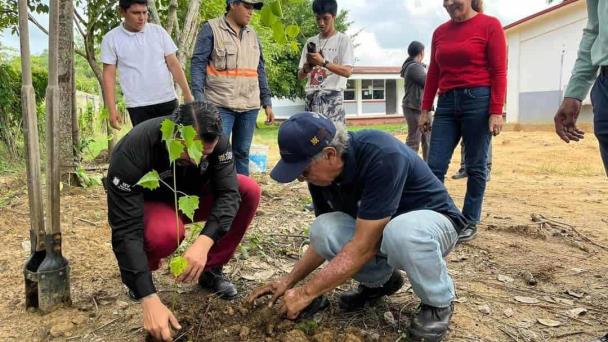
[
  {"left": 177, "top": 235, "right": 213, "bottom": 283},
  {"left": 246, "top": 276, "right": 292, "bottom": 308},
  {"left": 554, "top": 97, "right": 585, "bottom": 143},
  {"left": 142, "top": 294, "right": 181, "bottom": 342},
  {"left": 279, "top": 287, "right": 315, "bottom": 320},
  {"left": 109, "top": 109, "right": 122, "bottom": 130}
]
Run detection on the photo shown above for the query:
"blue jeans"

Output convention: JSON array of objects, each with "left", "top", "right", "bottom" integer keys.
[
  {"left": 427, "top": 87, "right": 492, "bottom": 225},
  {"left": 591, "top": 73, "right": 608, "bottom": 176},
  {"left": 310, "top": 211, "right": 458, "bottom": 308},
  {"left": 218, "top": 107, "right": 259, "bottom": 175}
]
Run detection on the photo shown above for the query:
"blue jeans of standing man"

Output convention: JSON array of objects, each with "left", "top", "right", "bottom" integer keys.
[
  {"left": 427, "top": 87, "right": 492, "bottom": 224},
  {"left": 591, "top": 72, "right": 608, "bottom": 176},
  {"left": 218, "top": 107, "right": 259, "bottom": 175},
  {"left": 310, "top": 211, "right": 458, "bottom": 308}
]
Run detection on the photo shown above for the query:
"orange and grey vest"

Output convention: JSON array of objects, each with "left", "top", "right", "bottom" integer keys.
[{"left": 205, "top": 17, "right": 261, "bottom": 111}]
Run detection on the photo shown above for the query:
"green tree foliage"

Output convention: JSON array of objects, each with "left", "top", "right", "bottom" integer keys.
[
  {"left": 0, "top": 0, "right": 49, "bottom": 33},
  {"left": 0, "top": 47, "right": 47, "bottom": 159}
]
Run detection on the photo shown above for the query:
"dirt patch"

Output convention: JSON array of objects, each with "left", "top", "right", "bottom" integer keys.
[{"left": 0, "top": 129, "right": 607, "bottom": 341}]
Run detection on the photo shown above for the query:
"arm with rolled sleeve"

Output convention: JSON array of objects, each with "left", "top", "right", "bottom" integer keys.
[
  {"left": 564, "top": 0, "right": 600, "bottom": 101},
  {"left": 257, "top": 38, "right": 273, "bottom": 108},
  {"left": 201, "top": 138, "right": 241, "bottom": 242},
  {"left": 190, "top": 23, "right": 214, "bottom": 102}
]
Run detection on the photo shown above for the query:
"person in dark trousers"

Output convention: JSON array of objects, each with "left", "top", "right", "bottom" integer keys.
[
  {"left": 401, "top": 41, "right": 430, "bottom": 161},
  {"left": 107, "top": 102, "right": 261, "bottom": 341},
  {"left": 101, "top": 0, "right": 193, "bottom": 129},
  {"left": 419, "top": 0, "right": 506, "bottom": 243},
  {"left": 554, "top": 2, "right": 606, "bottom": 339},
  {"left": 451, "top": 140, "right": 492, "bottom": 181},
  {"left": 248, "top": 112, "right": 466, "bottom": 341},
  {"left": 191, "top": 0, "right": 274, "bottom": 176}
]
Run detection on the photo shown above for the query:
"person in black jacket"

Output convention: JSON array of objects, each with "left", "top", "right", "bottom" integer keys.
[
  {"left": 106, "top": 102, "right": 260, "bottom": 341},
  {"left": 401, "top": 41, "right": 430, "bottom": 161}
]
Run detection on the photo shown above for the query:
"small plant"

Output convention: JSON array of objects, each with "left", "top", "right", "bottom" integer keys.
[{"left": 136, "top": 119, "right": 204, "bottom": 278}]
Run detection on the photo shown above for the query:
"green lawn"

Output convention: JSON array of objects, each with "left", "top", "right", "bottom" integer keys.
[{"left": 253, "top": 112, "right": 407, "bottom": 147}]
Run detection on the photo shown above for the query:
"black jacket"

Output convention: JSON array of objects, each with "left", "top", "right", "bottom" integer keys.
[
  {"left": 400, "top": 57, "right": 427, "bottom": 111},
  {"left": 106, "top": 116, "right": 240, "bottom": 299}
]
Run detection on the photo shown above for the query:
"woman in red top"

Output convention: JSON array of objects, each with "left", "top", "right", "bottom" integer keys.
[{"left": 419, "top": 0, "right": 506, "bottom": 242}]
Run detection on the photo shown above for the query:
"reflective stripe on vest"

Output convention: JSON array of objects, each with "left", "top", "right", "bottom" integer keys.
[{"left": 206, "top": 65, "right": 258, "bottom": 78}]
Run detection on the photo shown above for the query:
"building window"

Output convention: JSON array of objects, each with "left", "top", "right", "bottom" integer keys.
[
  {"left": 361, "top": 80, "right": 385, "bottom": 100},
  {"left": 344, "top": 80, "right": 356, "bottom": 101}
]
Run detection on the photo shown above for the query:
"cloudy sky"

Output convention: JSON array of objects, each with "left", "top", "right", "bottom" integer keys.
[{"left": 1, "top": 0, "right": 556, "bottom": 66}]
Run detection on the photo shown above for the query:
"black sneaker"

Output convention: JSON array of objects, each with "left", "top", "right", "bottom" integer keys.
[
  {"left": 338, "top": 270, "right": 404, "bottom": 312},
  {"left": 457, "top": 224, "right": 477, "bottom": 243},
  {"left": 451, "top": 169, "right": 467, "bottom": 180},
  {"left": 591, "top": 334, "right": 608, "bottom": 342},
  {"left": 408, "top": 303, "right": 454, "bottom": 342},
  {"left": 198, "top": 267, "right": 238, "bottom": 299}
]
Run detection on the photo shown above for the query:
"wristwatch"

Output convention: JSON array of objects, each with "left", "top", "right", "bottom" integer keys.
[{"left": 322, "top": 59, "right": 330, "bottom": 68}]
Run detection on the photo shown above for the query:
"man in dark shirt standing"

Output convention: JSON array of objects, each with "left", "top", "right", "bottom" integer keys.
[
  {"left": 248, "top": 112, "right": 465, "bottom": 341},
  {"left": 107, "top": 102, "right": 260, "bottom": 341}
]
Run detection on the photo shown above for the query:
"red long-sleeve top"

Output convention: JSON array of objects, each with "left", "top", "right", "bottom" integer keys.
[{"left": 421, "top": 13, "right": 507, "bottom": 115}]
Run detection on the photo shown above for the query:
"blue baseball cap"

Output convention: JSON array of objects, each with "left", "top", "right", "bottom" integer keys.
[
  {"left": 226, "top": 0, "right": 264, "bottom": 10},
  {"left": 270, "top": 112, "right": 337, "bottom": 183}
]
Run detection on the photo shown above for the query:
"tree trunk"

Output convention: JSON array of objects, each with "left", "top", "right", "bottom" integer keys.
[
  {"left": 57, "top": 0, "right": 77, "bottom": 183},
  {"left": 177, "top": 0, "right": 202, "bottom": 67},
  {"left": 166, "top": 0, "right": 180, "bottom": 37},
  {"left": 147, "top": 0, "right": 161, "bottom": 25}
]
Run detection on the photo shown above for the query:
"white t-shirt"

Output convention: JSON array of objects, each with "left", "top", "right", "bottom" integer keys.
[
  {"left": 299, "top": 31, "right": 355, "bottom": 93},
  {"left": 101, "top": 23, "right": 178, "bottom": 108}
]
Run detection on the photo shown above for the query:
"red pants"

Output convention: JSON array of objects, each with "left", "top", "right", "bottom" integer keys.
[{"left": 142, "top": 175, "right": 260, "bottom": 271}]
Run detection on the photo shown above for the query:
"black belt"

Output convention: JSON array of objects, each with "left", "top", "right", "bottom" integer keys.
[{"left": 602, "top": 65, "right": 608, "bottom": 77}]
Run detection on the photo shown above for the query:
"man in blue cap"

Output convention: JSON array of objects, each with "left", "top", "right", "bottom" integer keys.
[
  {"left": 191, "top": 0, "right": 274, "bottom": 176},
  {"left": 247, "top": 112, "right": 467, "bottom": 341}
]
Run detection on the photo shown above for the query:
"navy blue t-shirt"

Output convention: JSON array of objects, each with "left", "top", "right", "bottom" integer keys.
[{"left": 309, "top": 130, "right": 467, "bottom": 232}]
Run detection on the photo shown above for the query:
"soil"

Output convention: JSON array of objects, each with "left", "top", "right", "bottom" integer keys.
[{"left": 0, "top": 126, "right": 607, "bottom": 341}]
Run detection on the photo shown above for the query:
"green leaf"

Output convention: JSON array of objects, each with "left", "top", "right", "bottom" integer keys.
[
  {"left": 180, "top": 125, "right": 197, "bottom": 144},
  {"left": 169, "top": 256, "right": 188, "bottom": 278},
  {"left": 285, "top": 24, "right": 300, "bottom": 39},
  {"left": 260, "top": 5, "right": 274, "bottom": 27},
  {"left": 178, "top": 195, "right": 200, "bottom": 221},
  {"left": 166, "top": 139, "right": 185, "bottom": 163},
  {"left": 290, "top": 41, "right": 300, "bottom": 54},
  {"left": 272, "top": 21, "right": 287, "bottom": 44},
  {"left": 161, "top": 119, "right": 176, "bottom": 142},
  {"left": 186, "top": 139, "right": 204, "bottom": 166},
  {"left": 271, "top": 0, "right": 283, "bottom": 17},
  {"left": 136, "top": 170, "right": 161, "bottom": 190}
]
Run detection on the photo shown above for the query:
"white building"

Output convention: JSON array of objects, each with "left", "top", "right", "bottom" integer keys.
[
  {"left": 273, "top": 66, "right": 404, "bottom": 119},
  {"left": 505, "top": 0, "right": 593, "bottom": 123}
]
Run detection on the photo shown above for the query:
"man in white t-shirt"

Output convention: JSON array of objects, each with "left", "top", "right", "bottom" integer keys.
[
  {"left": 298, "top": 0, "right": 354, "bottom": 123},
  {"left": 101, "top": 0, "right": 193, "bottom": 130}
]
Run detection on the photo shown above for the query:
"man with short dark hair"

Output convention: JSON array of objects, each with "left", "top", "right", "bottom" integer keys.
[
  {"left": 107, "top": 102, "right": 260, "bottom": 341},
  {"left": 191, "top": 0, "right": 274, "bottom": 176},
  {"left": 298, "top": 0, "right": 354, "bottom": 123},
  {"left": 101, "top": 0, "right": 193, "bottom": 129},
  {"left": 248, "top": 112, "right": 466, "bottom": 341}
]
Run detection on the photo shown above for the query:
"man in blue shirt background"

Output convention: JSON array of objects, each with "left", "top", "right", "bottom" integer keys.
[{"left": 248, "top": 112, "right": 466, "bottom": 341}]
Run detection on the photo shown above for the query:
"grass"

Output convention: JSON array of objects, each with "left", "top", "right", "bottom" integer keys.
[{"left": 253, "top": 111, "right": 407, "bottom": 147}]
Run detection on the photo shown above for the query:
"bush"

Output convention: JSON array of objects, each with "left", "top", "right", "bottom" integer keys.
[{"left": 0, "top": 61, "right": 47, "bottom": 159}]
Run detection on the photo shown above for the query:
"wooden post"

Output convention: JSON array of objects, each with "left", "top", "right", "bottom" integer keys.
[
  {"left": 18, "top": 0, "right": 45, "bottom": 254},
  {"left": 37, "top": 0, "right": 71, "bottom": 313},
  {"left": 20, "top": 0, "right": 47, "bottom": 310}
]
